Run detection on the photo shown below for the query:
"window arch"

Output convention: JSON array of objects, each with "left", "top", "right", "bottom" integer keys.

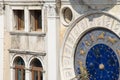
[
  {"left": 30, "top": 58, "right": 43, "bottom": 80},
  {"left": 13, "top": 56, "right": 25, "bottom": 80}
]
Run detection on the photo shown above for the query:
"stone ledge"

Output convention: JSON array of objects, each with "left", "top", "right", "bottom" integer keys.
[
  {"left": 8, "top": 49, "right": 46, "bottom": 56},
  {"left": 10, "top": 31, "right": 46, "bottom": 37},
  {"left": 10, "top": 66, "right": 46, "bottom": 73}
]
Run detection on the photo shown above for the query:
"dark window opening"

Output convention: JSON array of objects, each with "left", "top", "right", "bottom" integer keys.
[
  {"left": 14, "top": 10, "right": 24, "bottom": 30},
  {"left": 14, "top": 57, "right": 25, "bottom": 80},
  {"left": 30, "top": 10, "right": 42, "bottom": 31},
  {"left": 30, "top": 58, "right": 43, "bottom": 80}
]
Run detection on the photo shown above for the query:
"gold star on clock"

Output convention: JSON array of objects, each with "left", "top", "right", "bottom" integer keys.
[
  {"left": 97, "top": 32, "right": 105, "bottom": 40},
  {"left": 107, "top": 36, "right": 117, "bottom": 44}
]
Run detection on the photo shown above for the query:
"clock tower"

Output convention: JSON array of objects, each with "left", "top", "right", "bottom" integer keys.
[{"left": 59, "top": 0, "right": 120, "bottom": 80}]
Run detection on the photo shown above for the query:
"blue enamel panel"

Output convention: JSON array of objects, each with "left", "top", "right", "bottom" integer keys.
[
  {"left": 86, "top": 44, "right": 119, "bottom": 80},
  {"left": 74, "top": 28, "right": 120, "bottom": 80}
]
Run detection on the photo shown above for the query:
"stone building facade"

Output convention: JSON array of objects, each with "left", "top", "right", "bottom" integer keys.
[{"left": 0, "top": 0, "right": 120, "bottom": 80}]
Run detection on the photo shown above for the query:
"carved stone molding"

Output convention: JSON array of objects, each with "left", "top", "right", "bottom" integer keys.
[{"left": 9, "top": 49, "right": 46, "bottom": 56}]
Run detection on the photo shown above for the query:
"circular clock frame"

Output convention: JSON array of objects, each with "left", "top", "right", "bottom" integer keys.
[
  {"left": 74, "top": 28, "right": 120, "bottom": 80},
  {"left": 60, "top": 12, "right": 120, "bottom": 80}
]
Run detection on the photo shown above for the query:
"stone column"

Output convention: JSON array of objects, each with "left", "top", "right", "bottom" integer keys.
[
  {"left": 47, "top": 4, "right": 58, "bottom": 80},
  {"left": 25, "top": 7, "right": 30, "bottom": 32},
  {"left": 25, "top": 69, "right": 30, "bottom": 80},
  {"left": 10, "top": 68, "right": 14, "bottom": 80}
]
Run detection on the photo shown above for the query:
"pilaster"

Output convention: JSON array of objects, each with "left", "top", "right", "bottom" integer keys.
[{"left": 47, "top": 3, "right": 58, "bottom": 80}]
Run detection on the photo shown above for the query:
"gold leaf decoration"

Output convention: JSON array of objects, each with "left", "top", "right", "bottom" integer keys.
[
  {"left": 85, "top": 41, "right": 91, "bottom": 46},
  {"left": 107, "top": 36, "right": 117, "bottom": 44},
  {"left": 90, "top": 34, "right": 95, "bottom": 42},
  {"left": 97, "top": 32, "right": 105, "bottom": 40},
  {"left": 80, "top": 49, "right": 85, "bottom": 55},
  {"left": 78, "top": 61, "right": 84, "bottom": 73},
  {"left": 116, "top": 49, "right": 120, "bottom": 55},
  {"left": 71, "top": 61, "right": 89, "bottom": 80}
]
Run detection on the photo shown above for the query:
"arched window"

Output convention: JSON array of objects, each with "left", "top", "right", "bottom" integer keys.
[
  {"left": 30, "top": 58, "right": 43, "bottom": 80},
  {"left": 13, "top": 56, "right": 25, "bottom": 80}
]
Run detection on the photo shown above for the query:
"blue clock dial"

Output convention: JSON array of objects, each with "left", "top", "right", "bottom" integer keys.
[
  {"left": 74, "top": 28, "right": 120, "bottom": 80},
  {"left": 86, "top": 44, "right": 119, "bottom": 80}
]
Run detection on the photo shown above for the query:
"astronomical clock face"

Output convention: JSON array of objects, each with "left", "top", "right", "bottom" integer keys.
[{"left": 74, "top": 28, "right": 120, "bottom": 80}]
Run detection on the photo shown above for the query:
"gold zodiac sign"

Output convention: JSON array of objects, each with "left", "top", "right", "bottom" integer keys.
[
  {"left": 70, "top": 61, "right": 89, "bottom": 80},
  {"left": 85, "top": 41, "right": 91, "bottom": 46},
  {"left": 97, "top": 32, "right": 105, "bottom": 40},
  {"left": 78, "top": 61, "right": 87, "bottom": 74},
  {"left": 90, "top": 34, "right": 95, "bottom": 42},
  {"left": 107, "top": 36, "right": 117, "bottom": 44},
  {"left": 80, "top": 49, "right": 86, "bottom": 55},
  {"left": 116, "top": 49, "right": 120, "bottom": 55},
  {"left": 78, "top": 61, "right": 89, "bottom": 80}
]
